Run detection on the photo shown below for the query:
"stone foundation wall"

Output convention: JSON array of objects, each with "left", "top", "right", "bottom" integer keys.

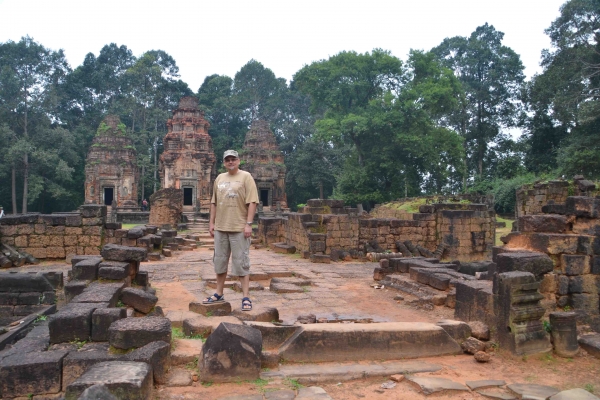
[
  {"left": 259, "top": 200, "right": 495, "bottom": 261},
  {"left": 0, "top": 205, "right": 107, "bottom": 259},
  {"left": 515, "top": 178, "right": 599, "bottom": 218}
]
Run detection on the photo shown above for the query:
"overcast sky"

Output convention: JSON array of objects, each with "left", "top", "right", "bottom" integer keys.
[{"left": 0, "top": 0, "right": 566, "bottom": 91}]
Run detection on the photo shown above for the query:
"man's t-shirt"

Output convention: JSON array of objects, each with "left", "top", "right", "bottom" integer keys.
[{"left": 211, "top": 170, "right": 258, "bottom": 232}]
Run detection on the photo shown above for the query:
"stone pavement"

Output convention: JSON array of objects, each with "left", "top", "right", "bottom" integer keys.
[{"left": 141, "top": 245, "right": 434, "bottom": 324}]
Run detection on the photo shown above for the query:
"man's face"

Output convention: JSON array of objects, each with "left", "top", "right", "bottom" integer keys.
[{"left": 224, "top": 156, "right": 239, "bottom": 171}]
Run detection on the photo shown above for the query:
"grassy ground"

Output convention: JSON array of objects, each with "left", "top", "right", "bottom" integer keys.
[
  {"left": 121, "top": 223, "right": 139, "bottom": 230},
  {"left": 496, "top": 216, "right": 514, "bottom": 246}
]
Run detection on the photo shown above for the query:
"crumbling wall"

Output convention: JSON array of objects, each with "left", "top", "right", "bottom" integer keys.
[
  {"left": 515, "top": 177, "right": 599, "bottom": 219},
  {"left": 258, "top": 199, "right": 494, "bottom": 261},
  {"left": 0, "top": 205, "right": 107, "bottom": 259},
  {"left": 501, "top": 194, "right": 600, "bottom": 329}
]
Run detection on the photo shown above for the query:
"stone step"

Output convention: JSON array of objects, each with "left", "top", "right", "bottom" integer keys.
[
  {"left": 277, "top": 322, "right": 461, "bottom": 363},
  {"left": 382, "top": 274, "right": 448, "bottom": 306},
  {"left": 261, "top": 359, "right": 442, "bottom": 384}
]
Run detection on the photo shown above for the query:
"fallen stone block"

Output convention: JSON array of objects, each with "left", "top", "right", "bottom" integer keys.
[
  {"left": 199, "top": 322, "right": 262, "bottom": 383},
  {"left": 231, "top": 306, "right": 279, "bottom": 322},
  {"left": 468, "top": 321, "right": 490, "bottom": 340},
  {"left": 550, "top": 388, "right": 600, "bottom": 400},
  {"left": 461, "top": 337, "right": 486, "bottom": 354},
  {"left": 310, "top": 254, "right": 331, "bottom": 264},
  {"left": 70, "top": 255, "right": 102, "bottom": 267},
  {"left": 407, "top": 376, "right": 469, "bottom": 395},
  {"left": 49, "top": 302, "right": 107, "bottom": 343},
  {"left": 182, "top": 315, "right": 242, "bottom": 338},
  {"left": 579, "top": 333, "right": 600, "bottom": 359},
  {"left": 120, "top": 287, "right": 158, "bottom": 314},
  {"left": 162, "top": 248, "right": 172, "bottom": 257},
  {"left": 189, "top": 300, "right": 232, "bottom": 316},
  {"left": 71, "top": 282, "right": 125, "bottom": 308},
  {"left": 64, "top": 280, "right": 88, "bottom": 303},
  {"left": 124, "top": 340, "right": 171, "bottom": 385},
  {"left": 278, "top": 322, "right": 461, "bottom": 363},
  {"left": 0, "top": 350, "right": 69, "bottom": 397},
  {"left": 109, "top": 317, "right": 171, "bottom": 350},
  {"left": 101, "top": 244, "right": 148, "bottom": 262},
  {"left": 494, "top": 251, "right": 554, "bottom": 279},
  {"left": 91, "top": 307, "right": 127, "bottom": 341},
  {"left": 73, "top": 258, "right": 102, "bottom": 281},
  {"left": 271, "top": 243, "right": 296, "bottom": 254},
  {"left": 507, "top": 383, "right": 559, "bottom": 400},
  {"left": 435, "top": 320, "right": 471, "bottom": 342},
  {"left": 98, "top": 261, "right": 130, "bottom": 280},
  {"left": 0, "top": 272, "right": 54, "bottom": 293},
  {"left": 65, "top": 361, "right": 153, "bottom": 400},
  {"left": 62, "top": 350, "right": 122, "bottom": 388}
]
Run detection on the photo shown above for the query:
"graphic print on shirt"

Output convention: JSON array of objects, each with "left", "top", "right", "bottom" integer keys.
[{"left": 217, "top": 181, "right": 243, "bottom": 207}]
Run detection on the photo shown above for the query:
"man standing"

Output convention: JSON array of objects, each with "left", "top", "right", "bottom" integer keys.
[{"left": 204, "top": 150, "right": 258, "bottom": 311}]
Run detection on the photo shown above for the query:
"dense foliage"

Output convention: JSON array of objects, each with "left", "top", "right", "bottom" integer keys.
[{"left": 0, "top": 1, "right": 597, "bottom": 214}]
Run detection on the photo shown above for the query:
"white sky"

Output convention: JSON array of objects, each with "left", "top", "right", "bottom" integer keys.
[{"left": 0, "top": 0, "right": 565, "bottom": 91}]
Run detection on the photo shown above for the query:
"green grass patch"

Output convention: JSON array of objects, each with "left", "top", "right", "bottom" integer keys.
[
  {"left": 495, "top": 216, "right": 514, "bottom": 246},
  {"left": 121, "top": 223, "right": 139, "bottom": 230}
]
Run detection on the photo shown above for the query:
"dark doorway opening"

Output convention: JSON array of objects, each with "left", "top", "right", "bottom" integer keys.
[
  {"left": 103, "top": 187, "right": 114, "bottom": 206},
  {"left": 260, "top": 189, "right": 269, "bottom": 206},
  {"left": 183, "top": 188, "right": 193, "bottom": 206}
]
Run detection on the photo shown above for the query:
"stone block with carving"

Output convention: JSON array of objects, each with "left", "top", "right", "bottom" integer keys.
[
  {"left": 199, "top": 322, "right": 262, "bottom": 383},
  {"left": 149, "top": 188, "right": 183, "bottom": 227}
]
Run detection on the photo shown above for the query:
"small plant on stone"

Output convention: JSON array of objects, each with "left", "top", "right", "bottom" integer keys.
[
  {"left": 262, "top": 367, "right": 270, "bottom": 372},
  {"left": 563, "top": 305, "right": 572, "bottom": 312},
  {"left": 171, "top": 327, "right": 185, "bottom": 339},
  {"left": 543, "top": 320, "right": 552, "bottom": 333},
  {"left": 585, "top": 384, "right": 595, "bottom": 393},
  {"left": 34, "top": 314, "right": 47, "bottom": 323},
  {"left": 206, "top": 311, "right": 213, "bottom": 317},
  {"left": 28, "top": 394, "right": 33, "bottom": 399},
  {"left": 252, "top": 378, "right": 269, "bottom": 392},
  {"left": 116, "top": 300, "right": 125, "bottom": 308},
  {"left": 285, "top": 378, "right": 303, "bottom": 390},
  {"left": 201, "top": 381, "right": 213, "bottom": 388},
  {"left": 301, "top": 286, "right": 309, "bottom": 293},
  {"left": 185, "top": 358, "right": 198, "bottom": 370}
]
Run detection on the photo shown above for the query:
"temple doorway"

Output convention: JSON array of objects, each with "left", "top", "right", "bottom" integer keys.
[
  {"left": 183, "top": 187, "right": 193, "bottom": 206},
  {"left": 260, "top": 189, "right": 269, "bottom": 207},
  {"left": 103, "top": 187, "right": 114, "bottom": 206}
]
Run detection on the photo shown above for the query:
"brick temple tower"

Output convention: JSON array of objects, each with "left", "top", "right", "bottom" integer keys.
[
  {"left": 159, "top": 96, "right": 216, "bottom": 214},
  {"left": 240, "top": 120, "right": 287, "bottom": 208},
  {"left": 84, "top": 115, "right": 138, "bottom": 208}
]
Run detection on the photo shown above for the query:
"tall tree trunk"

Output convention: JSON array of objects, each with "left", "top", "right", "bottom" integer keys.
[
  {"left": 153, "top": 136, "right": 158, "bottom": 192},
  {"left": 22, "top": 105, "right": 28, "bottom": 214},
  {"left": 11, "top": 166, "right": 17, "bottom": 214},
  {"left": 141, "top": 164, "right": 145, "bottom": 202}
]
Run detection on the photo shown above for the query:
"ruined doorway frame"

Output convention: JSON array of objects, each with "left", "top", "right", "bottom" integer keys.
[
  {"left": 103, "top": 187, "right": 114, "bottom": 206},
  {"left": 260, "top": 189, "right": 270, "bottom": 207},
  {"left": 183, "top": 187, "right": 194, "bottom": 206}
]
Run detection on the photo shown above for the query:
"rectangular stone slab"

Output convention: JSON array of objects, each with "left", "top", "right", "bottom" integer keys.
[
  {"left": 278, "top": 322, "right": 461, "bottom": 363},
  {"left": 65, "top": 361, "right": 152, "bottom": 400},
  {"left": 0, "top": 350, "right": 68, "bottom": 397}
]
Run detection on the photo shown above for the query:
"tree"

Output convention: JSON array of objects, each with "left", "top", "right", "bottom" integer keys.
[
  {"left": 432, "top": 24, "right": 525, "bottom": 179},
  {"left": 525, "top": 0, "right": 600, "bottom": 178},
  {"left": 0, "top": 37, "right": 70, "bottom": 213}
]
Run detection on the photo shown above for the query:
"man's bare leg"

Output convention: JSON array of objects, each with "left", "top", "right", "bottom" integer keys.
[
  {"left": 215, "top": 272, "right": 227, "bottom": 297},
  {"left": 240, "top": 274, "right": 250, "bottom": 299}
]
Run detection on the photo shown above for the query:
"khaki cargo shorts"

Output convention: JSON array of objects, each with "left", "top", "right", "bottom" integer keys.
[{"left": 213, "top": 230, "right": 251, "bottom": 276}]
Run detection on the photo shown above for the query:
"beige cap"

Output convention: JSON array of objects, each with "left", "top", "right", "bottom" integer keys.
[{"left": 223, "top": 150, "right": 239, "bottom": 160}]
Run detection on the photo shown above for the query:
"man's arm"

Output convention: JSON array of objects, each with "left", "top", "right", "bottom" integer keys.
[
  {"left": 209, "top": 203, "right": 217, "bottom": 237},
  {"left": 244, "top": 202, "right": 257, "bottom": 238}
]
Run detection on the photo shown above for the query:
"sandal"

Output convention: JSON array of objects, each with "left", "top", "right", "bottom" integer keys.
[
  {"left": 242, "top": 297, "right": 252, "bottom": 311},
  {"left": 202, "top": 293, "right": 225, "bottom": 304}
]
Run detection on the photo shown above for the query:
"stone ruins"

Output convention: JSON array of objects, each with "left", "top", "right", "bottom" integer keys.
[
  {"left": 159, "top": 96, "right": 216, "bottom": 215},
  {"left": 240, "top": 120, "right": 287, "bottom": 210},
  {"left": 84, "top": 115, "right": 138, "bottom": 210}
]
